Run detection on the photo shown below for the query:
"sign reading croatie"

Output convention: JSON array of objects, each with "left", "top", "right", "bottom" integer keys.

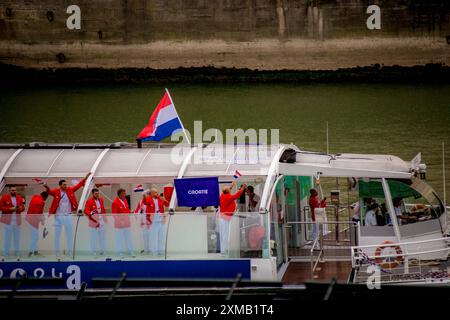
[{"left": 174, "top": 177, "right": 220, "bottom": 208}]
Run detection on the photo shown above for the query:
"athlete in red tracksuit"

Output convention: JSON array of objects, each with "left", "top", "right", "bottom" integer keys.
[
  {"left": 134, "top": 191, "right": 150, "bottom": 254},
  {"left": 0, "top": 186, "right": 25, "bottom": 257},
  {"left": 44, "top": 173, "right": 90, "bottom": 215},
  {"left": 112, "top": 188, "right": 133, "bottom": 256},
  {"left": 25, "top": 191, "right": 48, "bottom": 256},
  {"left": 84, "top": 188, "right": 108, "bottom": 255},
  {"left": 309, "top": 188, "right": 327, "bottom": 241},
  {"left": 144, "top": 188, "right": 169, "bottom": 255},
  {"left": 43, "top": 172, "right": 91, "bottom": 256},
  {"left": 219, "top": 182, "right": 246, "bottom": 254}
]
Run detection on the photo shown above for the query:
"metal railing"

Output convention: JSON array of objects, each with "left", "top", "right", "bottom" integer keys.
[
  {"left": 285, "top": 220, "right": 359, "bottom": 246},
  {"left": 351, "top": 237, "right": 450, "bottom": 284},
  {"left": 284, "top": 221, "right": 359, "bottom": 278},
  {"left": 310, "top": 226, "right": 324, "bottom": 279},
  {"left": 302, "top": 205, "right": 353, "bottom": 243},
  {"left": 0, "top": 211, "right": 269, "bottom": 261}
]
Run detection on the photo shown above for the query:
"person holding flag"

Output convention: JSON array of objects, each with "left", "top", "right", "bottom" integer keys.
[
  {"left": 25, "top": 191, "right": 48, "bottom": 257},
  {"left": 219, "top": 181, "right": 246, "bottom": 255},
  {"left": 137, "top": 89, "right": 190, "bottom": 144},
  {"left": 84, "top": 188, "right": 107, "bottom": 256},
  {"left": 44, "top": 172, "right": 91, "bottom": 257}
]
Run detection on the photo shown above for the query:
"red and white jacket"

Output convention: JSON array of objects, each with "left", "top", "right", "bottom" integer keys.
[
  {"left": 144, "top": 195, "right": 169, "bottom": 224},
  {"left": 0, "top": 194, "right": 25, "bottom": 225},
  {"left": 309, "top": 195, "right": 327, "bottom": 222},
  {"left": 84, "top": 196, "right": 108, "bottom": 228},
  {"left": 45, "top": 178, "right": 87, "bottom": 214},
  {"left": 134, "top": 197, "right": 150, "bottom": 227},
  {"left": 25, "top": 194, "right": 46, "bottom": 229},
  {"left": 219, "top": 187, "right": 245, "bottom": 221},
  {"left": 112, "top": 197, "right": 131, "bottom": 228}
]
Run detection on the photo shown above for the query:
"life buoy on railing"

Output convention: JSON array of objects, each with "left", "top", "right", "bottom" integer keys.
[
  {"left": 410, "top": 203, "right": 426, "bottom": 212},
  {"left": 374, "top": 240, "right": 403, "bottom": 269}
]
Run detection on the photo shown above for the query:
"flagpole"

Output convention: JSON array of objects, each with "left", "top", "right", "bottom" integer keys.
[
  {"left": 443, "top": 141, "right": 446, "bottom": 208},
  {"left": 165, "top": 88, "right": 191, "bottom": 145}
]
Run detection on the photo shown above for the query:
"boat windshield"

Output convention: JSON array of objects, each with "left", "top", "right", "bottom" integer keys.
[{"left": 387, "top": 177, "right": 445, "bottom": 221}]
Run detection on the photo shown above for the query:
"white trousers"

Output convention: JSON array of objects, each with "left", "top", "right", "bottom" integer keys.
[
  {"left": 54, "top": 215, "right": 73, "bottom": 255},
  {"left": 28, "top": 222, "right": 39, "bottom": 253},
  {"left": 310, "top": 222, "right": 319, "bottom": 242},
  {"left": 219, "top": 217, "right": 230, "bottom": 254},
  {"left": 150, "top": 221, "right": 166, "bottom": 255},
  {"left": 142, "top": 226, "right": 151, "bottom": 253},
  {"left": 3, "top": 221, "right": 20, "bottom": 256},
  {"left": 90, "top": 226, "right": 106, "bottom": 254},
  {"left": 115, "top": 228, "right": 133, "bottom": 255}
]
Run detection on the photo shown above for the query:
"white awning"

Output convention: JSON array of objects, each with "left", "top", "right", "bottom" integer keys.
[
  {"left": 0, "top": 144, "right": 283, "bottom": 184},
  {"left": 278, "top": 152, "right": 412, "bottom": 179}
]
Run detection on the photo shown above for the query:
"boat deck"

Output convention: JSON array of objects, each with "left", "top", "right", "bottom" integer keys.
[{"left": 282, "top": 261, "right": 353, "bottom": 284}]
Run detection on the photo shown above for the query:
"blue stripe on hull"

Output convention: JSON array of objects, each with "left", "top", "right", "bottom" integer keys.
[{"left": 0, "top": 259, "right": 251, "bottom": 289}]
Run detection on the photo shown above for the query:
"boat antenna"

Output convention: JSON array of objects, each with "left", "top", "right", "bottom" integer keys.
[
  {"left": 443, "top": 141, "right": 446, "bottom": 208},
  {"left": 326, "top": 121, "right": 329, "bottom": 154}
]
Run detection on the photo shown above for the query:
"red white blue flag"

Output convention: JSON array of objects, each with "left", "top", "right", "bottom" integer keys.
[
  {"left": 233, "top": 170, "right": 242, "bottom": 180},
  {"left": 32, "top": 178, "right": 44, "bottom": 185},
  {"left": 133, "top": 184, "right": 144, "bottom": 192},
  {"left": 137, "top": 90, "right": 183, "bottom": 141}
]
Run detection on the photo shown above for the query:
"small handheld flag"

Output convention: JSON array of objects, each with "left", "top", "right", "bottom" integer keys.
[
  {"left": 32, "top": 178, "right": 45, "bottom": 185},
  {"left": 233, "top": 170, "right": 242, "bottom": 180},
  {"left": 42, "top": 227, "right": 48, "bottom": 239},
  {"left": 95, "top": 183, "right": 111, "bottom": 188},
  {"left": 133, "top": 184, "right": 144, "bottom": 192}
]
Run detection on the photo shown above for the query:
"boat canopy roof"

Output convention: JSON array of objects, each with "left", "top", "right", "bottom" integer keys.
[
  {"left": 0, "top": 144, "right": 282, "bottom": 184},
  {"left": 278, "top": 152, "right": 414, "bottom": 179},
  {"left": 0, "top": 143, "right": 415, "bottom": 184}
]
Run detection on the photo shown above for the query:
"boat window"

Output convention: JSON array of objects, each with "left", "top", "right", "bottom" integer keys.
[
  {"left": 387, "top": 177, "right": 445, "bottom": 226},
  {"left": 269, "top": 178, "right": 286, "bottom": 269},
  {"left": 358, "top": 179, "right": 391, "bottom": 227}
]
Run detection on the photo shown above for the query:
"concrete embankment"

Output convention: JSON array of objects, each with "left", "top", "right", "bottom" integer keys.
[
  {"left": 0, "top": 38, "right": 449, "bottom": 71},
  {"left": 1, "top": 0, "right": 449, "bottom": 84}
]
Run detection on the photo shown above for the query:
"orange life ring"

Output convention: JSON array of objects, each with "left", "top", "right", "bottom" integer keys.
[
  {"left": 411, "top": 203, "right": 426, "bottom": 212},
  {"left": 374, "top": 240, "right": 403, "bottom": 269}
]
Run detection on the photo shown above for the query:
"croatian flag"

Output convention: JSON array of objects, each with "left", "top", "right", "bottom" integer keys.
[
  {"left": 133, "top": 184, "right": 144, "bottom": 192},
  {"left": 32, "top": 178, "right": 44, "bottom": 185},
  {"left": 137, "top": 90, "right": 183, "bottom": 141},
  {"left": 233, "top": 170, "right": 242, "bottom": 180}
]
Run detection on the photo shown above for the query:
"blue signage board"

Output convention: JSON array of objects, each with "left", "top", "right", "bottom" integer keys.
[
  {"left": 174, "top": 177, "right": 220, "bottom": 207},
  {"left": 0, "top": 259, "right": 251, "bottom": 289}
]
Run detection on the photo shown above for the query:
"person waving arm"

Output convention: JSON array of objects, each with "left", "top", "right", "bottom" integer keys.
[{"left": 72, "top": 172, "right": 92, "bottom": 192}]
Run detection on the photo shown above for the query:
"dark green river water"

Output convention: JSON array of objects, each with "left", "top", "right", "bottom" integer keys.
[{"left": 0, "top": 83, "right": 449, "bottom": 201}]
